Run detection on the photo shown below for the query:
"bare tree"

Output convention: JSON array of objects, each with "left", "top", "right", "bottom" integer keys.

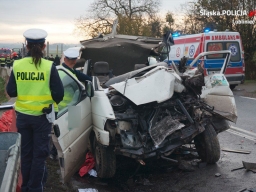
[
  {"left": 75, "top": 0, "right": 160, "bottom": 38},
  {"left": 162, "top": 12, "right": 175, "bottom": 33}
]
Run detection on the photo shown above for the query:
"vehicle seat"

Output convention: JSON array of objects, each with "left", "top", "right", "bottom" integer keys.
[
  {"left": 93, "top": 61, "right": 110, "bottom": 85},
  {"left": 134, "top": 64, "right": 147, "bottom": 70}
]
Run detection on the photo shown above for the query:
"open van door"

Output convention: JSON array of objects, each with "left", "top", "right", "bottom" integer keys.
[{"left": 52, "top": 66, "right": 93, "bottom": 183}]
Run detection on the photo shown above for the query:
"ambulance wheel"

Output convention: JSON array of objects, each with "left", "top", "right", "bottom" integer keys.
[
  {"left": 194, "top": 124, "right": 220, "bottom": 164},
  {"left": 230, "top": 84, "right": 237, "bottom": 90},
  {"left": 94, "top": 136, "right": 116, "bottom": 178}
]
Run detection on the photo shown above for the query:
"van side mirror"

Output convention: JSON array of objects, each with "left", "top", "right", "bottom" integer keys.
[{"left": 85, "top": 81, "right": 94, "bottom": 97}]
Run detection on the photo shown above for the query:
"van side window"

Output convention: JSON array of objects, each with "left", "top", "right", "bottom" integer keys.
[{"left": 57, "top": 70, "right": 81, "bottom": 118}]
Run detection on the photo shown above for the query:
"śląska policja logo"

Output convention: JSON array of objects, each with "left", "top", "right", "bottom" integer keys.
[{"left": 200, "top": 9, "right": 255, "bottom": 24}]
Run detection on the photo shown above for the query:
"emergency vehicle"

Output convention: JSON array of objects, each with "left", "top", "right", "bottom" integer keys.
[
  {"left": 0, "top": 48, "right": 13, "bottom": 67},
  {"left": 164, "top": 31, "right": 245, "bottom": 89},
  {"left": 12, "top": 48, "right": 21, "bottom": 58}
]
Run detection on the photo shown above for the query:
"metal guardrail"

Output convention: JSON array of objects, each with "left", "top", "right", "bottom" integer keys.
[{"left": 0, "top": 132, "right": 21, "bottom": 192}]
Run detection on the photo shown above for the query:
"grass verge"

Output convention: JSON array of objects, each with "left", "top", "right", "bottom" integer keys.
[
  {"left": 0, "top": 77, "right": 8, "bottom": 103},
  {"left": 44, "top": 158, "right": 76, "bottom": 192},
  {"left": 244, "top": 80, "right": 256, "bottom": 84}
]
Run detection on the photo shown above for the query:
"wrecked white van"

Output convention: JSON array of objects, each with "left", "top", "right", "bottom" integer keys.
[{"left": 52, "top": 50, "right": 237, "bottom": 182}]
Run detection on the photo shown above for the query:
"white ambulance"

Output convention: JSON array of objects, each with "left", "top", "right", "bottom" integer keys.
[{"left": 164, "top": 31, "right": 245, "bottom": 89}]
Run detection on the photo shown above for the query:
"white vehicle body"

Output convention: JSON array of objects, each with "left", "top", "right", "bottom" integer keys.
[{"left": 52, "top": 50, "right": 237, "bottom": 182}]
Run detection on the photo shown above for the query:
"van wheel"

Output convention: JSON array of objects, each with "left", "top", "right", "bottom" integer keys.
[
  {"left": 230, "top": 84, "right": 237, "bottom": 90},
  {"left": 94, "top": 136, "right": 116, "bottom": 178},
  {"left": 194, "top": 124, "right": 220, "bottom": 164}
]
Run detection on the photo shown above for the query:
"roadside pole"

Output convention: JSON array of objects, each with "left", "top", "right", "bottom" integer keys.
[{"left": 47, "top": 41, "right": 49, "bottom": 57}]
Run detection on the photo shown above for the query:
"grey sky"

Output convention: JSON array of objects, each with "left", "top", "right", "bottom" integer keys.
[{"left": 0, "top": 0, "right": 188, "bottom": 44}]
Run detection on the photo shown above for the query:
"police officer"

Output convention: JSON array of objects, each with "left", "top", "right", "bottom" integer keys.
[
  {"left": 62, "top": 48, "right": 92, "bottom": 81},
  {"left": 6, "top": 28, "right": 64, "bottom": 192}
]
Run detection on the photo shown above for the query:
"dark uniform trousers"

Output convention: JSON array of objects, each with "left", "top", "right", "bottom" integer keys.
[
  {"left": 6, "top": 60, "right": 12, "bottom": 68},
  {"left": 16, "top": 112, "right": 51, "bottom": 192}
]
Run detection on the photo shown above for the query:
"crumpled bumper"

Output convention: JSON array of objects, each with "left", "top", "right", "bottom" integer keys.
[{"left": 114, "top": 124, "right": 203, "bottom": 159}]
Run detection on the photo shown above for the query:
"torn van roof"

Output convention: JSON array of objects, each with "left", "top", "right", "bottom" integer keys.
[
  {"left": 79, "top": 34, "right": 162, "bottom": 75},
  {"left": 80, "top": 34, "right": 162, "bottom": 48}
]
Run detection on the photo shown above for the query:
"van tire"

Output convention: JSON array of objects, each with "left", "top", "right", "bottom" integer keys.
[
  {"left": 88, "top": 131, "right": 95, "bottom": 154},
  {"left": 94, "top": 136, "right": 116, "bottom": 178},
  {"left": 194, "top": 124, "right": 220, "bottom": 164}
]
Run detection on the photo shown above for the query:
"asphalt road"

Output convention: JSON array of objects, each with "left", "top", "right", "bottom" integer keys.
[
  {"left": 70, "top": 87, "right": 256, "bottom": 192},
  {"left": 230, "top": 95, "right": 256, "bottom": 133}
]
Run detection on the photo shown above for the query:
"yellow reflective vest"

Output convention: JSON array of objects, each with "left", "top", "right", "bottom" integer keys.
[
  {"left": 0, "top": 57, "right": 5, "bottom": 64},
  {"left": 13, "top": 57, "right": 58, "bottom": 116}
]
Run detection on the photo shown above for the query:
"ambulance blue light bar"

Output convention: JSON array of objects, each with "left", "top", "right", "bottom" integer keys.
[
  {"left": 172, "top": 31, "right": 180, "bottom": 37},
  {"left": 204, "top": 28, "right": 210, "bottom": 33}
]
